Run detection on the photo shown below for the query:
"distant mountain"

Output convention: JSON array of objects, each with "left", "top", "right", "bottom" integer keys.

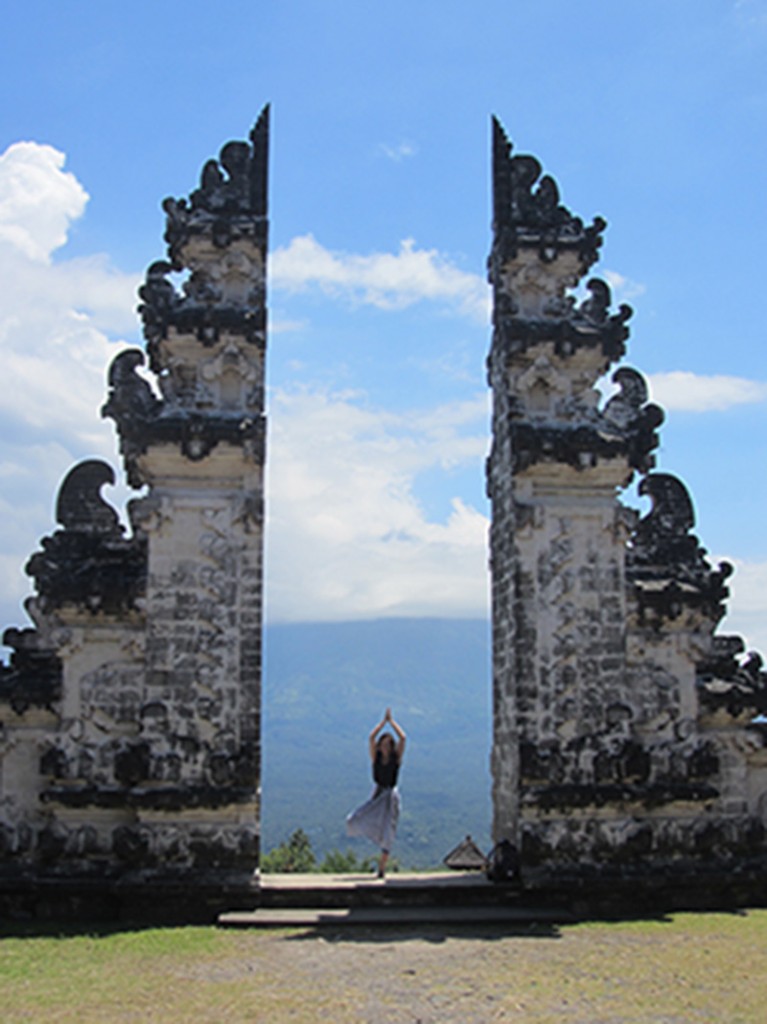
[{"left": 261, "top": 618, "right": 492, "bottom": 868}]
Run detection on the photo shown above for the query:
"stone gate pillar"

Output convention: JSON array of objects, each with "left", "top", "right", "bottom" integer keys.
[
  {"left": 487, "top": 119, "right": 767, "bottom": 893},
  {"left": 486, "top": 118, "right": 658, "bottom": 857},
  {"left": 101, "top": 109, "right": 270, "bottom": 900},
  {"left": 0, "top": 111, "right": 269, "bottom": 919}
]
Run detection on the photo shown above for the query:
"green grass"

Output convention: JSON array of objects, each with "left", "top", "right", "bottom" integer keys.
[{"left": 2, "top": 911, "right": 766, "bottom": 1022}]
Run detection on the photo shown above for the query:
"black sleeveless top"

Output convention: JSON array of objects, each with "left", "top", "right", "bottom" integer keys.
[{"left": 373, "top": 750, "right": 399, "bottom": 789}]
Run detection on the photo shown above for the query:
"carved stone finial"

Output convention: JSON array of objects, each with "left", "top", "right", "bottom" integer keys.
[
  {"left": 24, "top": 459, "right": 146, "bottom": 615},
  {"left": 101, "top": 350, "right": 162, "bottom": 489},
  {"left": 636, "top": 473, "right": 695, "bottom": 539},
  {"left": 102, "top": 349, "right": 160, "bottom": 424},
  {"left": 55, "top": 461, "right": 123, "bottom": 537},
  {"left": 604, "top": 367, "right": 661, "bottom": 430},
  {"left": 579, "top": 278, "right": 612, "bottom": 325},
  {"left": 0, "top": 626, "right": 62, "bottom": 714},
  {"left": 601, "top": 367, "right": 664, "bottom": 474},
  {"left": 491, "top": 116, "right": 606, "bottom": 269},
  {"left": 161, "top": 104, "right": 270, "bottom": 269},
  {"left": 605, "top": 367, "right": 648, "bottom": 418},
  {"left": 698, "top": 637, "right": 767, "bottom": 721},
  {"left": 138, "top": 110, "right": 270, "bottom": 359},
  {"left": 627, "top": 472, "right": 732, "bottom": 624}
]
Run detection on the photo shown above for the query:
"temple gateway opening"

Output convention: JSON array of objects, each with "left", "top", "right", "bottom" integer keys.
[{"left": 1, "top": 110, "right": 766, "bottom": 920}]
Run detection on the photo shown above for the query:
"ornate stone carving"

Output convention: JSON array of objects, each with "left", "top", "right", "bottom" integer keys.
[
  {"left": 627, "top": 473, "right": 732, "bottom": 625},
  {"left": 697, "top": 638, "right": 767, "bottom": 721},
  {"left": 25, "top": 460, "right": 146, "bottom": 615},
  {"left": 0, "top": 626, "right": 61, "bottom": 713},
  {"left": 105, "top": 111, "right": 270, "bottom": 491},
  {"left": 490, "top": 116, "right": 605, "bottom": 270},
  {"left": 603, "top": 367, "right": 665, "bottom": 474},
  {"left": 140, "top": 107, "right": 269, "bottom": 350}
]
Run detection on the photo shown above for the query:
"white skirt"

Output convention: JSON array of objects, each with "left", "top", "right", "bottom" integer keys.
[{"left": 346, "top": 785, "right": 401, "bottom": 852}]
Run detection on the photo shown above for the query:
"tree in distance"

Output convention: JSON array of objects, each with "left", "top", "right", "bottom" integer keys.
[{"left": 261, "top": 829, "right": 392, "bottom": 874}]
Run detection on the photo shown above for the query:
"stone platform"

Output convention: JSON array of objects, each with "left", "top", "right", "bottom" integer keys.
[{"left": 218, "top": 871, "right": 573, "bottom": 928}]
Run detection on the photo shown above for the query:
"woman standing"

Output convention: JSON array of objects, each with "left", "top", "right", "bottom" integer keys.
[{"left": 346, "top": 707, "right": 406, "bottom": 878}]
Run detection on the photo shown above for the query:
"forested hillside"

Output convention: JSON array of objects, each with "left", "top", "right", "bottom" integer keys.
[{"left": 261, "top": 618, "right": 492, "bottom": 868}]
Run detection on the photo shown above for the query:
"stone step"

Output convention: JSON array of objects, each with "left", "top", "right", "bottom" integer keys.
[
  {"left": 256, "top": 871, "right": 519, "bottom": 909},
  {"left": 219, "top": 903, "right": 572, "bottom": 928}
]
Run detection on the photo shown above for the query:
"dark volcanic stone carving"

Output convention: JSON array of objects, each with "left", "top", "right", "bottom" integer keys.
[
  {"left": 490, "top": 116, "right": 606, "bottom": 271},
  {"left": 163, "top": 107, "right": 269, "bottom": 263},
  {"left": 507, "top": 365, "right": 663, "bottom": 476},
  {"left": 102, "top": 346, "right": 266, "bottom": 486},
  {"left": 25, "top": 460, "right": 146, "bottom": 614},
  {"left": 42, "top": 782, "right": 255, "bottom": 811},
  {"left": 603, "top": 366, "right": 665, "bottom": 474},
  {"left": 627, "top": 472, "right": 732, "bottom": 624},
  {"left": 160, "top": 106, "right": 269, "bottom": 267},
  {"left": 55, "top": 460, "right": 123, "bottom": 536},
  {"left": 137, "top": 260, "right": 267, "bottom": 352},
  {"left": 493, "top": 292, "right": 632, "bottom": 362},
  {"left": 0, "top": 627, "right": 62, "bottom": 713},
  {"left": 519, "top": 732, "right": 721, "bottom": 812},
  {"left": 697, "top": 638, "right": 767, "bottom": 720},
  {"left": 111, "top": 111, "right": 270, "bottom": 488},
  {"left": 604, "top": 367, "right": 658, "bottom": 429},
  {"left": 114, "top": 743, "right": 152, "bottom": 787},
  {"left": 635, "top": 473, "right": 694, "bottom": 539},
  {"left": 102, "top": 349, "right": 160, "bottom": 427}
]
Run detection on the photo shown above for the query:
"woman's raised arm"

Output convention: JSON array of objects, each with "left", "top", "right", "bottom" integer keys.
[
  {"left": 368, "top": 711, "right": 388, "bottom": 761},
  {"left": 386, "top": 708, "right": 406, "bottom": 760}
]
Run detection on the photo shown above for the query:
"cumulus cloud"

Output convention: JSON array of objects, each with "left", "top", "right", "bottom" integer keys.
[
  {"left": 0, "top": 141, "right": 140, "bottom": 633},
  {"left": 265, "top": 386, "right": 490, "bottom": 622},
  {"left": 0, "top": 142, "right": 89, "bottom": 262},
  {"left": 0, "top": 140, "right": 493, "bottom": 634},
  {"left": 715, "top": 555, "right": 767, "bottom": 657},
  {"left": 647, "top": 371, "right": 767, "bottom": 412},
  {"left": 270, "top": 234, "right": 490, "bottom": 323}
]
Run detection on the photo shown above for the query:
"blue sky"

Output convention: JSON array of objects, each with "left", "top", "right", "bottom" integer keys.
[{"left": 2, "top": 1, "right": 767, "bottom": 649}]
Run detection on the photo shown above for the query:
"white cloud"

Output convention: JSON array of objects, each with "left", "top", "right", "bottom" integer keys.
[
  {"left": 379, "top": 141, "right": 417, "bottom": 162},
  {"left": 0, "top": 142, "right": 88, "bottom": 262},
  {"left": 715, "top": 555, "right": 767, "bottom": 657},
  {"left": 646, "top": 371, "right": 767, "bottom": 412},
  {"left": 265, "top": 387, "right": 490, "bottom": 623},
  {"left": 0, "top": 140, "right": 495, "bottom": 636},
  {"left": 0, "top": 141, "right": 140, "bottom": 634},
  {"left": 270, "top": 234, "right": 490, "bottom": 323}
]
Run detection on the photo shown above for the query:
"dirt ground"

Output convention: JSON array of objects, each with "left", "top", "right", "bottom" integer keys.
[
  {"left": 175, "top": 914, "right": 766, "bottom": 1024},
  {"left": 3, "top": 912, "right": 766, "bottom": 1023}
]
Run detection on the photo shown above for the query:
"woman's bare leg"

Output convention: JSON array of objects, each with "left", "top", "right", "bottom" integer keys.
[{"left": 378, "top": 849, "right": 389, "bottom": 878}]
